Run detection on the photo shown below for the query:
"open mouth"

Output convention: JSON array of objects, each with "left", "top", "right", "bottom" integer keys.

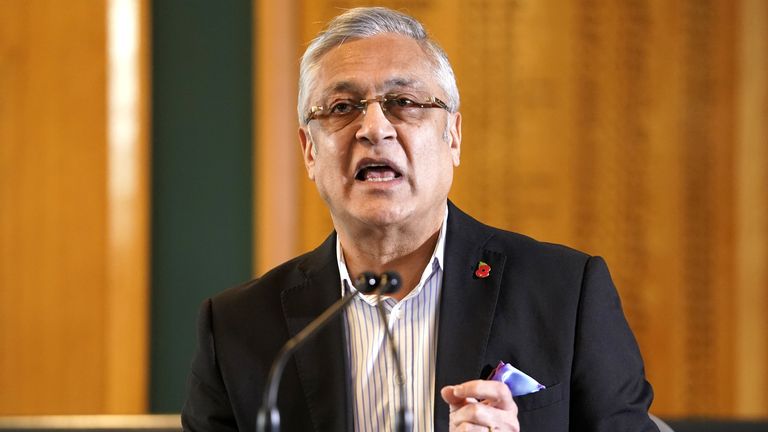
[{"left": 354, "top": 162, "right": 403, "bottom": 182}]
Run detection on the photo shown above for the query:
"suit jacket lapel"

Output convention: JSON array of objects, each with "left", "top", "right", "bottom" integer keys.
[
  {"left": 434, "top": 203, "right": 507, "bottom": 430},
  {"left": 280, "top": 233, "right": 352, "bottom": 432}
]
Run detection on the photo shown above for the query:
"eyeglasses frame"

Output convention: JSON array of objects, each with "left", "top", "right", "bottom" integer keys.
[{"left": 304, "top": 93, "right": 450, "bottom": 126}]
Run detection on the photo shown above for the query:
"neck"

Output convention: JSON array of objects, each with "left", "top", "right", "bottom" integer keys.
[{"left": 336, "top": 211, "right": 444, "bottom": 302}]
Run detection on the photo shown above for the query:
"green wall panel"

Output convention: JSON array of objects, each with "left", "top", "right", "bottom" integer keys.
[{"left": 150, "top": 0, "right": 253, "bottom": 412}]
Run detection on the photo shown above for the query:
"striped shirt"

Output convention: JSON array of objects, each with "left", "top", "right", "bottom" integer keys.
[{"left": 337, "top": 210, "right": 447, "bottom": 432}]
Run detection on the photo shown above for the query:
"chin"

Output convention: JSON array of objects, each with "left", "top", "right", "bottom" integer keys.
[
  {"left": 359, "top": 208, "right": 405, "bottom": 227},
  {"left": 349, "top": 201, "right": 410, "bottom": 228}
]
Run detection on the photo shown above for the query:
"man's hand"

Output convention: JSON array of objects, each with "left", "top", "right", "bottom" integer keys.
[{"left": 440, "top": 380, "right": 520, "bottom": 431}]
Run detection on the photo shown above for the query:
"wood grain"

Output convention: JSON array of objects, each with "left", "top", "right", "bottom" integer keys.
[
  {"left": 735, "top": 0, "right": 768, "bottom": 417},
  {"left": 0, "top": 0, "right": 148, "bottom": 414}
]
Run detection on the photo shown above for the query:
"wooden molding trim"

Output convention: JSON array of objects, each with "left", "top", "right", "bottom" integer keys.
[
  {"left": 105, "top": 0, "right": 150, "bottom": 413},
  {"left": 0, "top": 415, "right": 179, "bottom": 430},
  {"left": 735, "top": 0, "right": 768, "bottom": 417},
  {"left": 254, "top": 0, "right": 300, "bottom": 276}
]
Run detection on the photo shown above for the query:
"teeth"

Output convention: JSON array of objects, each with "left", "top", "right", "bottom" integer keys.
[
  {"left": 365, "top": 174, "right": 396, "bottom": 182},
  {"left": 355, "top": 162, "right": 400, "bottom": 182}
]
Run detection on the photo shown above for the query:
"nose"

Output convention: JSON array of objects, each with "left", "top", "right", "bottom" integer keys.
[{"left": 355, "top": 99, "right": 397, "bottom": 144}]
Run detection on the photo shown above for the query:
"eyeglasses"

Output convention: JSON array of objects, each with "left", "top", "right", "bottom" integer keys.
[{"left": 305, "top": 93, "right": 450, "bottom": 130}]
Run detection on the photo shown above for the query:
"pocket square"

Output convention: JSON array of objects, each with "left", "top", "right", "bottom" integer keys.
[{"left": 488, "top": 361, "right": 545, "bottom": 397}]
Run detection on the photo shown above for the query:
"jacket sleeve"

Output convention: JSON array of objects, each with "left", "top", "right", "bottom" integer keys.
[
  {"left": 569, "top": 256, "right": 659, "bottom": 431},
  {"left": 181, "top": 299, "right": 239, "bottom": 432}
]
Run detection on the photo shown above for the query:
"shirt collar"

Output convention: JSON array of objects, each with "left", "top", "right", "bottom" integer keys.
[{"left": 337, "top": 206, "right": 448, "bottom": 300}]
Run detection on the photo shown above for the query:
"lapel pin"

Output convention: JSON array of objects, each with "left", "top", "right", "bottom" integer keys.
[{"left": 474, "top": 261, "right": 491, "bottom": 279}]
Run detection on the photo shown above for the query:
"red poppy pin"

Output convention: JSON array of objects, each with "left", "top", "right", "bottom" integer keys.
[{"left": 475, "top": 261, "right": 491, "bottom": 278}]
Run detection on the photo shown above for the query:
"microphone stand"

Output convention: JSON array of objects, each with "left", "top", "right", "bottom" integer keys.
[
  {"left": 256, "top": 273, "right": 379, "bottom": 432},
  {"left": 376, "top": 272, "right": 413, "bottom": 432},
  {"left": 255, "top": 291, "right": 361, "bottom": 432},
  {"left": 255, "top": 272, "right": 412, "bottom": 432}
]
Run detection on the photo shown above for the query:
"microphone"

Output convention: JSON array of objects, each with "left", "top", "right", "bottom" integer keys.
[
  {"left": 374, "top": 271, "right": 412, "bottom": 432},
  {"left": 255, "top": 272, "right": 378, "bottom": 432}
]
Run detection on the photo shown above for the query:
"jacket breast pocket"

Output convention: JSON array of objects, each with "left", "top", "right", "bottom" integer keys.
[{"left": 513, "top": 382, "right": 564, "bottom": 412}]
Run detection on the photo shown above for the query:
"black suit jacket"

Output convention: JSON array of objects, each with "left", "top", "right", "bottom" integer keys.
[{"left": 182, "top": 203, "right": 658, "bottom": 431}]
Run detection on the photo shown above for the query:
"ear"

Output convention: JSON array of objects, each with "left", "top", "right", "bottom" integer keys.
[
  {"left": 298, "top": 126, "right": 316, "bottom": 180},
  {"left": 447, "top": 111, "right": 462, "bottom": 167}
]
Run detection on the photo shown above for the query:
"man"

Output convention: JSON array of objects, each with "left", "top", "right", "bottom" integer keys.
[{"left": 182, "top": 7, "right": 658, "bottom": 432}]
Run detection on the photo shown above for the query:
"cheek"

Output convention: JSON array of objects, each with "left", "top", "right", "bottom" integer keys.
[
  {"left": 314, "top": 142, "right": 352, "bottom": 180},
  {"left": 412, "top": 140, "right": 454, "bottom": 179}
]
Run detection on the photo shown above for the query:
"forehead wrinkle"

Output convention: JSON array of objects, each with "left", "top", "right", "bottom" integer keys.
[
  {"left": 382, "top": 77, "right": 426, "bottom": 92},
  {"left": 316, "top": 75, "right": 431, "bottom": 102}
]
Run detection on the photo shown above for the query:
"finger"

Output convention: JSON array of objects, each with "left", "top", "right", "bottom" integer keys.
[
  {"left": 453, "top": 380, "right": 517, "bottom": 411},
  {"left": 449, "top": 403, "right": 496, "bottom": 428},
  {"left": 442, "top": 385, "right": 480, "bottom": 413},
  {"left": 453, "top": 421, "right": 491, "bottom": 432},
  {"left": 441, "top": 385, "right": 463, "bottom": 405},
  {"left": 442, "top": 385, "right": 480, "bottom": 404},
  {"left": 451, "top": 403, "right": 520, "bottom": 432}
]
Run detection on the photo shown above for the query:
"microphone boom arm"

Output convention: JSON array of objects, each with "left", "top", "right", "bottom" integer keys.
[{"left": 256, "top": 291, "right": 361, "bottom": 432}]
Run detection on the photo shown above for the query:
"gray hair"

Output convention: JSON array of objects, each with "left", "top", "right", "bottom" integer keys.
[{"left": 297, "top": 7, "right": 460, "bottom": 124}]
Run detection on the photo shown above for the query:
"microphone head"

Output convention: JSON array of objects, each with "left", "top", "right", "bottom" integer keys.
[
  {"left": 354, "top": 272, "right": 379, "bottom": 294},
  {"left": 378, "top": 271, "right": 402, "bottom": 295}
]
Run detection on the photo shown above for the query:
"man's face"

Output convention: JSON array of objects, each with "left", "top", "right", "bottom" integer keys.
[{"left": 299, "top": 33, "right": 462, "bottom": 231}]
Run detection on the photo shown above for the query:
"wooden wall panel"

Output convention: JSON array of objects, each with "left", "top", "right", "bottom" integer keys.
[
  {"left": 254, "top": 0, "right": 300, "bottom": 274},
  {"left": 272, "top": 0, "right": 768, "bottom": 418},
  {"left": 0, "top": 0, "right": 108, "bottom": 413},
  {"left": 0, "top": 0, "right": 148, "bottom": 414},
  {"left": 735, "top": 0, "right": 768, "bottom": 417}
]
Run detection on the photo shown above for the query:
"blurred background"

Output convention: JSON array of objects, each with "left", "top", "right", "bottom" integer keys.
[{"left": 1, "top": 0, "right": 766, "bottom": 425}]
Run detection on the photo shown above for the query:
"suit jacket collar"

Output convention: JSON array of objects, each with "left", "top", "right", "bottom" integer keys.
[{"left": 278, "top": 202, "right": 505, "bottom": 431}]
